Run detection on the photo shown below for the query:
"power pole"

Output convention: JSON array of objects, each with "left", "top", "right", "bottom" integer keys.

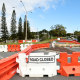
[{"left": 20, "top": 0, "right": 27, "bottom": 40}]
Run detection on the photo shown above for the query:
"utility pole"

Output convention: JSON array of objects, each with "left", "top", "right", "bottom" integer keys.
[
  {"left": 20, "top": 0, "right": 40, "bottom": 40},
  {"left": 20, "top": 0, "right": 27, "bottom": 40},
  {"left": 25, "top": 14, "right": 27, "bottom": 40},
  {"left": 37, "top": 28, "right": 39, "bottom": 41}
]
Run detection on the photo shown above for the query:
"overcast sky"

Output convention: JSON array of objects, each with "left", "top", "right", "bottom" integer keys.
[{"left": 0, "top": 0, "right": 80, "bottom": 33}]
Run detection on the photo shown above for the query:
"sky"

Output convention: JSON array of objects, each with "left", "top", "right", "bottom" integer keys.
[{"left": 0, "top": 0, "right": 80, "bottom": 33}]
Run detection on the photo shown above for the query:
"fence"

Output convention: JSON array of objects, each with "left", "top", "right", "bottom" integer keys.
[{"left": 0, "top": 43, "right": 50, "bottom": 80}]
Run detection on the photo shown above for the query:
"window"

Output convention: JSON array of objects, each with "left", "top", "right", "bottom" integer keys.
[
  {"left": 67, "top": 57, "right": 71, "bottom": 63},
  {"left": 78, "top": 57, "right": 80, "bottom": 62}
]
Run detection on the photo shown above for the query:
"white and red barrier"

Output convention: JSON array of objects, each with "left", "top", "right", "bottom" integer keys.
[
  {"left": 0, "top": 45, "right": 7, "bottom": 52},
  {"left": 0, "top": 44, "right": 33, "bottom": 52},
  {"left": 52, "top": 41, "right": 56, "bottom": 48},
  {"left": 20, "top": 44, "right": 32, "bottom": 51},
  {"left": 57, "top": 52, "right": 80, "bottom": 76},
  {"left": 16, "top": 52, "right": 60, "bottom": 77},
  {"left": 0, "top": 43, "right": 50, "bottom": 80},
  {"left": 58, "top": 40, "right": 80, "bottom": 44},
  {"left": 18, "top": 39, "right": 38, "bottom": 44}
]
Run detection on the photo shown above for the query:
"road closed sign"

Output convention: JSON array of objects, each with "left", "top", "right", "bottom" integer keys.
[
  {"left": 28, "top": 56, "right": 55, "bottom": 63},
  {"left": 17, "top": 52, "right": 60, "bottom": 77}
]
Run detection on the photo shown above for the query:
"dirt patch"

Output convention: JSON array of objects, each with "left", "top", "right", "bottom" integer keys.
[
  {"left": 56, "top": 43, "right": 80, "bottom": 47},
  {"left": 45, "top": 46, "right": 73, "bottom": 54}
]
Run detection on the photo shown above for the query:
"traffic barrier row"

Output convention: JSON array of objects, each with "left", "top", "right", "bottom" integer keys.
[
  {"left": 8, "top": 45, "right": 20, "bottom": 52},
  {"left": 0, "top": 53, "right": 18, "bottom": 80},
  {"left": 18, "top": 40, "right": 23, "bottom": 43},
  {"left": 50, "top": 38, "right": 80, "bottom": 44},
  {"left": 17, "top": 48, "right": 80, "bottom": 77},
  {"left": 0, "top": 44, "right": 21, "bottom": 52},
  {"left": 0, "top": 43, "right": 50, "bottom": 80},
  {"left": 31, "top": 43, "right": 50, "bottom": 51},
  {"left": 0, "top": 44, "right": 33, "bottom": 52},
  {"left": 58, "top": 40, "right": 80, "bottom": 44},
  {"left": 18, "top": 40, "right": 38, "bottom": 44},
  {"left": 32, "top": 40, "right": 38, "bottom": 43},
  {"left": 1, "top": 42, "right": 80, "bottom": 79}
]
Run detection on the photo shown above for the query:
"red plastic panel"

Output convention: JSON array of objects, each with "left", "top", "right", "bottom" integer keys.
[{"left": 57, "top": 52, "right": 80, "bottom": 76}]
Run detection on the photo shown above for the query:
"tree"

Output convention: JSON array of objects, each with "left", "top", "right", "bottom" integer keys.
[
  {"left": 30, "top": 32, "right": 36, "bottom": 39},
  {"left": 77, "top": 36, "right": 80, "bottom": 42},
  {"left": 24, "top": 15, "right": 26, "bottom": 39},
  {"left": 66, "top": 33, "right": 73, "bottom": 37},
  {"left": 39, "top": 29, "right": 49, "bottom": 40},
  {"left": 50, "top": 24, "right": 66, "bottom": 37},
  {"left": 18, "top": 17, "right": 23, "bottom": 40},
  {"left": 74, "top": 31, "right": 80, "bottom": 41},
  {"left": 10, "top": 10, "right": 16, "bottom": 40},
  {"left": 49, "top": 29, "right": 56, "bottom": 38},
  {"left": 23, "top": 15, "right": 31, "bottom": 39},
  {"left": 74, "top": 31, "right": 80, "bottom": 36},
  {"left": 1, "top": 3, "right": 8, "bottom": 43},
  {"left": 27, "top": 20, "right": 31, "bottom": 39}
]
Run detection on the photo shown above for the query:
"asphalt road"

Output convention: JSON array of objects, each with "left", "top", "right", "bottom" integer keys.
[
  {"left": 11, "top": 74, "right": 80, "bottom": 80},
  {"left": 0, "top": 52, "right": 18, "bottom": 59},
  {"left": 65, "top": 47, "right": 80, "bottom": 52},
  {"left": 11, "top": 48, "right": 80, "bottom": 80}
]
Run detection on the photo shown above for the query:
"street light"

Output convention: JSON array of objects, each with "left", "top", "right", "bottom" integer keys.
[
  {"left": 37, "top": 28, "right": 39, "bottom": 41},
  {"left": 20, "top": 0, "right": 27, "bottom": 40},
  {"left": 20, "top": 0, "right": 41, "bottom": 40}
]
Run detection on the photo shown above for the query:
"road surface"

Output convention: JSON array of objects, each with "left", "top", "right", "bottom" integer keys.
[
  {"left": 0, "top": 52, "right": 18, "bottom": 59},
  {"left": 0, "top": 48, "right": 80, "bottom": 80}
]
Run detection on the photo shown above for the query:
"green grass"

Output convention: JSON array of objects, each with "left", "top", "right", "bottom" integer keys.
[
  {"left": 50, "top": 37, "right": 57, "bottom": 39},
  {"left": 34, "top": 39, "right": 50, "bottom": 44},
  {"left": 0, "top": 42, "right": 19, "bottom": 45},
  {"left": 0, "top": 37, "right": 58, "bottom": 45}
]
